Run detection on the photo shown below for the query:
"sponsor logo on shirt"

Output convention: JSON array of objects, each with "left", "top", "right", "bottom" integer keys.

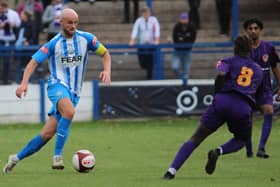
[
  {"left": 61, "top": 55, "right": 82, "bottom": 67},
  {"left": 40, "top": 46, "right": 49, "bottom": 54},
  {"left": 92, "top": 36, "right": 97, "bottom": 46},
  {"left": 262, "top": 54, "right": 269, "bottom": 63}
]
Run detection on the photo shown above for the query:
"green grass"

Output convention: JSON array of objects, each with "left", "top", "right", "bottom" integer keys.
[{"left": 0, "top": 117, "right": 279, "bottom": 187}]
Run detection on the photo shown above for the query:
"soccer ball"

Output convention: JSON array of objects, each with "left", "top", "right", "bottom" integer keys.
[{"left": 72, "top": 149, "right": 96, "bottom": 173}]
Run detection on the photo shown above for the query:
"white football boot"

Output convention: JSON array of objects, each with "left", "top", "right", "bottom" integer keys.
[
  {"left": 3, "top": 154, "right": 19, "bottom": 174},
  {"left": 52, "top": 155, "right": 64, "bottom": 170}
]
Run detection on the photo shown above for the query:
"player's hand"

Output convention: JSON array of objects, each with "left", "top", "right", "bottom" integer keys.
[
  {"left": 16, "top": 84, "right": 28, "bottom": 99},
  {"left": 276, "top": 89, "right": 280, "bottom": 102},
  {"left": 99, "top": 70, "right": 111, "bottom": 85}
]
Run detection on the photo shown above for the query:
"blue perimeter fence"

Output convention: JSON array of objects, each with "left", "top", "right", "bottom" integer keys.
[
  {"left": 1, "top": 41, "right": 280, "bottom": 123},
  {"left": 1, "top": 41, "right": 280, "bottom": 80}
]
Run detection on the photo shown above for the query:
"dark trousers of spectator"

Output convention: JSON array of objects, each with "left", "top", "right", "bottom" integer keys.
[
  {"left": 124, "top": 0, "right": 139, "bottom": 23},
  {"left": 188, "top": 0, "right": 200, "bottom": 29},
  {"left": 138, "top": 48, "right": 154, "bottom": 80},
  {"left": 0, "top": 41, "right": 15, "bottom": 85},
  {"left": 215, "top": 0, "right": 232, "bottom": 35}
]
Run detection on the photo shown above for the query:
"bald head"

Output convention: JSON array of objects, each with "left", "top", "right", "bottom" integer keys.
[
  {"left": 60, "top": 8, "right": 79, "bottom": 38},
  {"left": 61, "top": 8, "right": 79, "bottom": 21}
]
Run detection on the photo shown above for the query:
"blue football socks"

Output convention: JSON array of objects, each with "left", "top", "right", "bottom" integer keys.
[
  {"left": 54, "top": 117, "right": 72, "bottom": 156},
  {"left": 17, "top": 134, "right": 46, "bottom": 160}
]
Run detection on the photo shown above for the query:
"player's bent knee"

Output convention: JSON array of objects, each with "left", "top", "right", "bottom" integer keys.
[
  {"left": 57, "top": 98, "right": 75, "bottom": 119},
  {"left": 261, "top": 105, "right": 273, "bottom": 115},
  {"left": 62, "top": 109, "right": 75, "bottom": 119},
  {"left": 234, "top": 133, "right": 250, "bottom": 142},
  {"left": 263, "top": 110, "right": 273, "bottom": 115},
  {"left": 190, "top": 124, "right": 213, "bottom": 146}
]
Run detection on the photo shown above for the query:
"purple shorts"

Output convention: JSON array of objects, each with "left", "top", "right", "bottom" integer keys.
[{"left": 200, "top": 92, "right": 253, "bottom": 140}]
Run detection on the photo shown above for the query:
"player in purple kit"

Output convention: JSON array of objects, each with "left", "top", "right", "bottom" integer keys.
[
  {"left": 162, "top": 35, "right": 263, "bottom": 180},
  {"left": 243, "top": 18, "right": 280, "bottom": 158}
]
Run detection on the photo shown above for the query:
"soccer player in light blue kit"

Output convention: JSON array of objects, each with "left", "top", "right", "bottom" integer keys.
[{"left": 3, "top": 8, "right": 111, "bottom": 173}]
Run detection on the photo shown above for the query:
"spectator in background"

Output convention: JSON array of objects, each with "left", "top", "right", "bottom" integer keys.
[
  {"left": 172, "top": 12, "right": 196, "bottom": 80},
  {"left": 15, "top": 10, "right": 36, "bottom": 84},
  {"left": 42, "top": 0, "right": 64, "bottom": 41},
  {"left": 129, "top": 6, "right": 160, "bottom": 80},
  {"left": 0, "top": 0, "right": 21, "bottom": 85},
  {"left": 215, "top": 0, "right": 232, "bottom": 36},
  {"left": 188, "top": 0, "right": 200, "bottom": 29},
  {"left": 123, "top": 0, "right": 139, "bottom": 24},
  {"left": 17, "top": 0, "right": 43, "bottom": 44}
]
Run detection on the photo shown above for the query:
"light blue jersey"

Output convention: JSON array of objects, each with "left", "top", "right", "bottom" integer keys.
[{"left": 32, "top": 30, "right": 107, "bottom": 95}]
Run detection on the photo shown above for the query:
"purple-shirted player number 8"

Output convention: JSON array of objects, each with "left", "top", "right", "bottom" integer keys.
[{"left": 237, "top": 66, "right": 253, "bottom": 87}]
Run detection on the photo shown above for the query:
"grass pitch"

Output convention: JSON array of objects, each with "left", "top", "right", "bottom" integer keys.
[{"left": 0, "top": 117, "right": 279, "bottom": 187}]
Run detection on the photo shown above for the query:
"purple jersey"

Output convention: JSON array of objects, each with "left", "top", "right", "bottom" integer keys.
[
  {"left": 250, "top": 41, "right": 280, "bottom": 92},
  {"left": 201, "top": 56, "right": 263, "bottom": 138},
  {"left": 216, "top": 56, "right": 263, "bottom": 105}
]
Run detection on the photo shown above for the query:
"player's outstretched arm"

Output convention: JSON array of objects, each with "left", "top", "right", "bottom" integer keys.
[
  {"left": 16, "top": 59, "right": 38, "bottom": 98},
  {"left": 99, "top": 50, "right": 111, "bottom": 85}
]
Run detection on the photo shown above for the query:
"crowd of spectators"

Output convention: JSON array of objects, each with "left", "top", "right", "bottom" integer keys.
[
  {"left": 0, "top": 0, "right": 21, "bottom": 85},
  {"left": 0, "top": 0, "right": 270, "bottom": 83},
  {"left": 0, "top": 0, "right": 127, "bottom": 84},
  {"left": 0, "top": 0, "right": 63, "bottom": 84}
]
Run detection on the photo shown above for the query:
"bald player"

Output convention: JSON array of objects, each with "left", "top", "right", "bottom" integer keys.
[{"left": 3, "top": 8, "right": 111, "bottom": 174}]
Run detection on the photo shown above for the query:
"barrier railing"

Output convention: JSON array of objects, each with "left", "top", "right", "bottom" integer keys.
[
  {"left": 1, "top": 41, "right": 280, "bottom": 81},
  {"left": 1, "top": 41, "right": 279, "bottom": 123}
]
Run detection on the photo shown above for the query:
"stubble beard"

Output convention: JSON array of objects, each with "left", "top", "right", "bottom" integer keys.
[{"left": 63, "top": 29, "right": 75, "bottom": 38}]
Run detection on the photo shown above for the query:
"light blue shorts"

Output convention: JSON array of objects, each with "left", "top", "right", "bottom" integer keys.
[{"left": 47, "top": 83, "right": 80, "bottom": 121}]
